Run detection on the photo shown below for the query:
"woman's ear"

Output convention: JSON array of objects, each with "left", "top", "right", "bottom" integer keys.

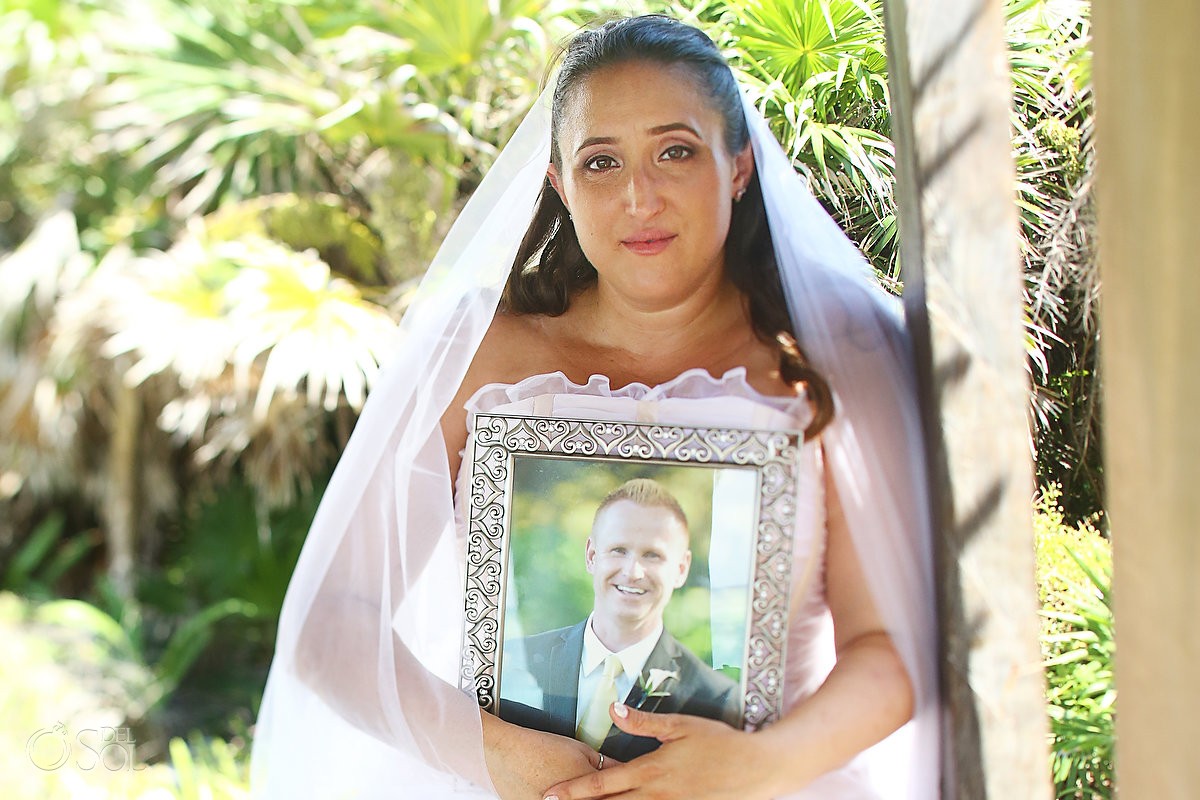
[
  {"left": 732, "top": 144, "right": 755, "bottom": 199},
  {"left": 546, "top": 163, "right": 569, "bottom": 210}
]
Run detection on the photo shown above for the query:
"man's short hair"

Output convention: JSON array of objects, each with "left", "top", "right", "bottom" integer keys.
[{"left": 594, "top": 478, "right": 689, "bottom": 533}]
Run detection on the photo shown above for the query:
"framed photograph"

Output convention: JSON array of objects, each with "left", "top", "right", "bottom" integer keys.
[{"left": 459, "top": 413, "right": 801, "bottom": 751}]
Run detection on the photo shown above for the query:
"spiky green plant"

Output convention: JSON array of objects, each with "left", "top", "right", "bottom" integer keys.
[
  {"left": 706, "top": 0, "right": 898, "bottom": 281},
  {"left": 1035, "top": 484, "right": 1114, "bottom": 799}
]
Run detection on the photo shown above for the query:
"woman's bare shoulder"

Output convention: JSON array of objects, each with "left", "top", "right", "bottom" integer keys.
[
  {"left": 439, "top": 310, "right": 557, "bottom": 476},
  {"left": 467, "top": 311, "right": 552, "bottom": 387},
  {"left": 443, "top": 312, "right": 551, "bottom": 422}
]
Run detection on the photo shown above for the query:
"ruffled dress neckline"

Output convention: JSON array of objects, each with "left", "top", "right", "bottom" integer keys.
[{"left": 463, "top": 367, "right": 812, "bottom": 431}]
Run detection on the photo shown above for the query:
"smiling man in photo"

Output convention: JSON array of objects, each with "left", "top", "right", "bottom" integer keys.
[{"left": 499, "top": 478, "right": 741, "bottom": 761}]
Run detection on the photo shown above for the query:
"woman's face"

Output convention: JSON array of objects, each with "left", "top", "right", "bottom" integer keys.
[{"left": 548, "top": 60, "right": 753, "bottom": 310}]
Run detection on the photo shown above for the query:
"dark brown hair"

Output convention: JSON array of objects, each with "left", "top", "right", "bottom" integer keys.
[{"left": 500, "top": 15, "right": 833, "bottom": 439}]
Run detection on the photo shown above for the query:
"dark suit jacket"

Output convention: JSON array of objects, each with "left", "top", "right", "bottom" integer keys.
[{"left": 499, "top": 621, "right": 741, "bottom": 761}]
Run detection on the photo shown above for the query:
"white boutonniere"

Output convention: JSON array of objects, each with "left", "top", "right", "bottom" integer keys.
[{"left": 635, "top": 668, "right": 679, "bottom": 707}]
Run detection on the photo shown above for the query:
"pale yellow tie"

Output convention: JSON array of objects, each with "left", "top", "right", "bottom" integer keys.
[{"left": 576, "top": 654, "right": 622, "bottom": 749}]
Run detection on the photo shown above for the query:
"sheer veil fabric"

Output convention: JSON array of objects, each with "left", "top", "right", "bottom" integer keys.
[{"left": 250, "top": 75, "right": 939, "bottom": 799}]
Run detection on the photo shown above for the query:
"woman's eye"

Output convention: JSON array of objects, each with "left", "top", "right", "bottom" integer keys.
[
  {"left": 661, "top": 145, "right": 692, "bottom": 161},
  {"left": 585, "top": 155, "right": 618, "bottom": 171}
]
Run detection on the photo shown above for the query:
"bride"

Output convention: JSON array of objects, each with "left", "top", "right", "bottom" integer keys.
[{"left": 251, "top": 15, "right": 938, "bottom": 800}]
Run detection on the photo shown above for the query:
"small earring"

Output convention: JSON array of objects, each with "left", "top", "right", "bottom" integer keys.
[{"left": 734, "top": 188, "right": 746, "bottom": 202}]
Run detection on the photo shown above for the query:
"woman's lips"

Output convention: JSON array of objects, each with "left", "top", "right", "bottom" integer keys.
[{"left": 621, "top": 233, "right": 676, "bottom": 256}]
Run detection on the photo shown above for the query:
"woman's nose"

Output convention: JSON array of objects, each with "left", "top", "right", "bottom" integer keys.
[{"left": 625, "top": 166, "right": 665, "bottom": 218}]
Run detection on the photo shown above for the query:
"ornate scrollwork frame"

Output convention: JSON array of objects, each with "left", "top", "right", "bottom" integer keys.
[{"left": 459, "top": 413, "right": 800, "bottom": 731}]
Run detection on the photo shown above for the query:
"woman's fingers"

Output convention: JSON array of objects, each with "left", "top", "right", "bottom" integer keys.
[
  {"left": 543, "top": 708, "right": 709, "bottom": 799},
  {"left": 607, "top": 702, "right": 688, "bottom": 742},
  {"left": 543, "top": 760, "right": 637, "bottom": 800},
  {"left": 543, "top": 709, "right": 762, "bottom": 800}
]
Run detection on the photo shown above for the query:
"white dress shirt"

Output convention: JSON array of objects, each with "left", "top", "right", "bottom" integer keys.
[{"left": 574, "top": 615, "right": 663, "bottom": 727}]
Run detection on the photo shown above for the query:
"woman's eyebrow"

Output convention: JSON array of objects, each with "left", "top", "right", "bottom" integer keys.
[
  {"left": 647, "top": 122, "right": 701, "bottom": 137},
  {"left": 574, "top": 123, "right": 702, "bottom": 154},
  {"left": 576, "top": 136, "right": 616, "bottom": 154}
]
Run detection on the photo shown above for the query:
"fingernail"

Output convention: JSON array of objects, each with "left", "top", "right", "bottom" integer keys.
[
  {"left": 545, "top": 796, "right": 559, "bottom": 800},
  {"left": 613, "top": 702, "right": 629, "bottom": 718}
]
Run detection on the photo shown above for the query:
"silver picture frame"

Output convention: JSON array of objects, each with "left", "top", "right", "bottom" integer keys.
[{"left": 459, "top": 412, "right": 801, "bottom": 732}]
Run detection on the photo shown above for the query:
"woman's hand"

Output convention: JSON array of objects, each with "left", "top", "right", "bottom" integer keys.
[
  {"left": 482, "top": 712, "right": 604, "bottom": 800},
  {"left": 541, "top": 703, "right": 779, "bottom": 800}
]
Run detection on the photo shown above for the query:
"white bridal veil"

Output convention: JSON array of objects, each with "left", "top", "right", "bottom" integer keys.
[{"left": 250, "top": 69, "right": 938, "bottom": 799}]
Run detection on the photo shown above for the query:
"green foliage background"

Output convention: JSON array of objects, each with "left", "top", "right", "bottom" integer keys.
[{"left": 1034, "top": 484, "right": 1113, "bottom": 799}]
